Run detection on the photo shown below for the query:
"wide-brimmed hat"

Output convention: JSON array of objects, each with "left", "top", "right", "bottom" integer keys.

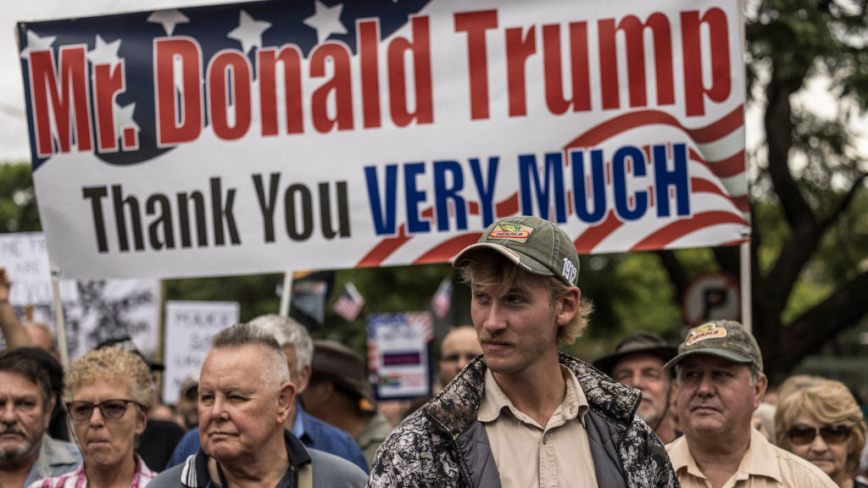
[
  {"left": 664, "top": 320, "right": 763, "bottom": 372},
  {"left": 452, "top": 216, "right": 580, "bottom": 287},
  {"left": 310, "top": 340, "right": 375, "bottom": 408},
  {"left": 593, "top": 331, "right": 677, "bottom": 376}
]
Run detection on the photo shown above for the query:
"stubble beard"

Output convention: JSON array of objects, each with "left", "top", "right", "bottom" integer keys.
[{"left": 0, "top": 423, "right": 44, "bottom": 469}]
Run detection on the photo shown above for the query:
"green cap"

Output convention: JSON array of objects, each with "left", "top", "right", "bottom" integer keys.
[
  {"left": 664, "top": 320, "right": 763, "bottom": 372},
  {"left": 452, "top": 216, "right": 580, "bottom": 287}
]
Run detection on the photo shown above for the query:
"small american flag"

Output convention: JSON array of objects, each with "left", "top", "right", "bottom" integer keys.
[
  {"left": 431, "top": 278, "right": 452, "bottom": 320},
  {"left": 333, "top": 282, "right": 365, "bottom": 322}
]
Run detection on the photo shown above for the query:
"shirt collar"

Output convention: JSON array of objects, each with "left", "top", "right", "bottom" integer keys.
[
  {"left": 477, "top": 366, "right": 589, "bottom": 427},
  {"left": 669, "top": 429, "right": 782, "bottom": 484},
  {"left": 292, "top": 402, "right": 307, "bottom": 440},
  {"left": 189, "top": 430, "right": 311, "bottom": 487}
]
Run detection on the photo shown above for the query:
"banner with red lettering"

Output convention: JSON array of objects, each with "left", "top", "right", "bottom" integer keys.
[{"left": 18, "top": 0, "right": 748, "bottom": 279}]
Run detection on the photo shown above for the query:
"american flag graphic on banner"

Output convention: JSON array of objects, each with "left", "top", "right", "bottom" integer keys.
[
  {"left": 332, "top": 282, "right": 365, "bottom": 321},
  {"left": 431, "top": 278, "right": 452, "bottom": 319},
  {"left": 18, "top": 0, "right": 749, "bottom": 280}
]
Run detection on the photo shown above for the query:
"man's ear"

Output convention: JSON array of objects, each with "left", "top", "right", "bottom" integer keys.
[
  {"left": 277, "top": 381, "right": 296, "bottom": 424},
  {"left": 296, "top": 365, "right": 312, "bottom": 394},
  {"left": 753, "top": 374, "right": 768, "bottom": 409},
  {"left": 555, "top": 287, "right": 581, "bottom": 327}
]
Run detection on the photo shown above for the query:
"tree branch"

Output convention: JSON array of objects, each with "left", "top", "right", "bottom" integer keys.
[
  {"left": 764, "top": 176, "right": 866, "bottom": 319},
  {"left": 656, "top": 250, "right": 688, "bottom": 300},
  {"left": 818, "top": 173, "right": 867, "bottom": 230},
  {"left": 766, "top": 270, "right": 868, "bottom": 382}
]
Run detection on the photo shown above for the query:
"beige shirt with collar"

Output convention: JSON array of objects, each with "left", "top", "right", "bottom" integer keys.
[
  {"left": 666, "top": 427, "right": 838, "bottom": 488},
  {"left": 478, "top": 365, "right": 598, "bottom": 488}
]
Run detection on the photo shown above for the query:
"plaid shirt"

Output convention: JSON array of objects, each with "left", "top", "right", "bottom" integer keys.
[{"left": 28, "top": 454, "right": 157, "bottom": 488}]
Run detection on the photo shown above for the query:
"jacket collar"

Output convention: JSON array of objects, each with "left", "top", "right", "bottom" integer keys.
[{"left": 423, "top": 352, "right": 641, "bottom": 438}]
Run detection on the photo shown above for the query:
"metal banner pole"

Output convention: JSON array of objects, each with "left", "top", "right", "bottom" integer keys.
[
  {"left": 50, "top": 268, "right": 69, "bottom": 368},
  {"left": 279, "top": 272, "right": 293, "bottom": 317}
]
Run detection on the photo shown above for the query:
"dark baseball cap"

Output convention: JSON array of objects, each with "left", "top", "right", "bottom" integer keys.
[
  {"left": 452, "top": 216, "right": 580, "bottom": 287},
  {"left": 664, "top": 320, "right": 763, "bottom": 372},
  {"left": 310, "top": 340, "right": 375, "bottom": 409},
  {"left": 593, "top": 331, "right": 677, "bottom": 376}
]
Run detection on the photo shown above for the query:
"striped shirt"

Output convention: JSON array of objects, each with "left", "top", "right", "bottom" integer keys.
[{"left": 27, "top": 455, "right": 157, "bottom": 488}]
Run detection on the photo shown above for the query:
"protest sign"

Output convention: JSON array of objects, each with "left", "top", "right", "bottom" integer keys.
[
  {"left": 367, "top": 312, "right": 433, "bottom": 400},
  {"left": 18, "top": 0, "right": 748, "bottom": 279},
  {"left": 162, "top": 300, "right": 239, "bottom": 404},
  {"left": 0, "top": 233, "right": 160, "bottom": 358},
  {"left": 0, "top": 233, "right": 77, "bottom": 305}
]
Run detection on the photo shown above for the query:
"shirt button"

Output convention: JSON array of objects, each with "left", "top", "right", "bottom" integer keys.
[{"left": 542, "top": 436, "right": 547, "bottom": 445}]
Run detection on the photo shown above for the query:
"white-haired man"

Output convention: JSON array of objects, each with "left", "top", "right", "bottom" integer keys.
[
  {"left": 166, "top": 315, "right": 367, "bottom": 472},
  {"left": 149, "top": 323, "right": 367, "bottom": 488}
]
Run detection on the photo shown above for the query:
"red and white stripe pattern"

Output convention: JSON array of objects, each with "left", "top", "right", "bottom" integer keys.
[
  {"left": 355, "top": 106, "right": 749, "bottom": 265},
  {"left": 431, "top": 278, "right": 452, "bottom": 319},
  {"left": 332, "top": 282, "right": 365, "bottom": 322}
]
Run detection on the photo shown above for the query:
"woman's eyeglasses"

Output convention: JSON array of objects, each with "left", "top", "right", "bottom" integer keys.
[
  {"left": 65, "top": 399, "right": 142, "bottom": 422},
  {"left": 787, "top": 424, "right": 851, "bottom": 445}
]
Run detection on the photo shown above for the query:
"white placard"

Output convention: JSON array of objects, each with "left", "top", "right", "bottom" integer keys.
[
  {"left": 367, "top": 312, "right": 432, "bottom": 400},
  {"left": 0, "top": 233, "right": 77, "bottom": 305},
  {"left": 1, "top": 233, "right": 160, "bottom": 359},
  {"left": 162, "top": 300, "right": 240, "bottom": 404}
]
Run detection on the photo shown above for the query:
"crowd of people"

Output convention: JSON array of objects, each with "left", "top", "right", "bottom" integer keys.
[{"left": 2, "top": 215, "right": 867, "bottom": 487}]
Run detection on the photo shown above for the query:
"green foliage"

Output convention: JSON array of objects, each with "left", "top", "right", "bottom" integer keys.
[
  {"left": 164, "top": 274, "right": 284, "bottom": 323},
  {"left": 314, "top": 263, "right": 458, "bottom": 356},
  {"left": 0, "top": 163, "right": 41, "bottom": 233}
]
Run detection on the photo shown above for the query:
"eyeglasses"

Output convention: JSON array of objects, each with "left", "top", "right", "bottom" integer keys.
[
  {"left": 66, "top": 399, "right": 141, "bottom": 422},
  {"left": 787, "top": 424, "right": 851, "bottom": 445},
  {"left": 441, "top": 353, "right": 478, "bottom": 364}
]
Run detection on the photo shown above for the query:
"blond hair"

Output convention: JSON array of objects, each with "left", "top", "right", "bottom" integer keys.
[
  {"left": 63, "top": 347, "right": 154, "bottom": 411},
  {"left": 775, "top": 379, "right": 866, "bottom": 476},
  {"left": 459, "top": 252, "right": 592, "bottom": 344}
]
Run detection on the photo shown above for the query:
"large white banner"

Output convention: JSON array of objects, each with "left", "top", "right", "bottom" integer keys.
[
  {"left": 0, "top": 233, "right": 160, "bottom": 358},
  {"left": 19, "top": 0, "right": 749, "bottom": 279},
  {"left": 162, "top": 300, "right": 239, "bottom": 404}
]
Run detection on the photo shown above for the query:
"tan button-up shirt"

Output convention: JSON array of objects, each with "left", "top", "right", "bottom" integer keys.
[
  {"left": 478, "top": 366, "right": 598, "bottom": 488},
  {"left": 666, "top": 428, "right": 837, "bottom": 488}
]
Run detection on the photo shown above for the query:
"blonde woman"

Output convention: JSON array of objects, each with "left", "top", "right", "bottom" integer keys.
[
  {"left": 775, "top": 379, "right": 867, "bottom": 488},
  {"left": 28, "top": 347, "right": 156, "bottom": 488}
]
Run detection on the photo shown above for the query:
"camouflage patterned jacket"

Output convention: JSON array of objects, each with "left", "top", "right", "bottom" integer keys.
[{"left": 367, "top": 353, "right": 679, "bottom": 488}]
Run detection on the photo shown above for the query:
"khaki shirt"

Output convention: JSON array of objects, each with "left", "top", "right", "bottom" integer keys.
[
  {"left": 478, "top": 366, "right": 598, "bottom": 488},
  {"left": 666, "top": 428, "right": 838, "bottom": 488}
]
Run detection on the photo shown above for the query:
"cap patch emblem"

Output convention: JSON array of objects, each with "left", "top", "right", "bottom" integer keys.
[
  {"left": 488, "top": 222, "right": 533, "bottom": 243},
  {"left": 686, "top": 323, "right": 727, "bottom": 346}
]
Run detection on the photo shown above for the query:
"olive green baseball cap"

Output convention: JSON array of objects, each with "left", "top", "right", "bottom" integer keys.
[
  {"left": 452, "top": 216, "right": 580, "bottom": 287},
  {"left": 664, "top": 320, "right": 763, "bottom": 372}
]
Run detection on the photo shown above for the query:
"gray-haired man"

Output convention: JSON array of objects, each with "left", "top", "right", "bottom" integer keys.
[
  {"left": 166, "top": 315, "right": 367, "bottom": 472},
  {"left": 665, "top": 320, "right": 836, "bottom": 488},
  {"left": 150, "top": 323, "right": 367, "bottom": 488}
]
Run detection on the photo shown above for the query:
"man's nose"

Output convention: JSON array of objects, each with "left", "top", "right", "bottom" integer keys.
[
  {"left": 696, "top": 374, "right": 715, "bottom": 396},
  {"left": 0, "top": 401, "right": 18, "bottom": 424},
  {"left": 625, "top": 372, "right": 645, "bottom": 390},
  {"left": 209, "top": 397, "right": 229, "bottom": 419},
  {"left": 482, "top": 303, "right": 507, "bottom": 332}
]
